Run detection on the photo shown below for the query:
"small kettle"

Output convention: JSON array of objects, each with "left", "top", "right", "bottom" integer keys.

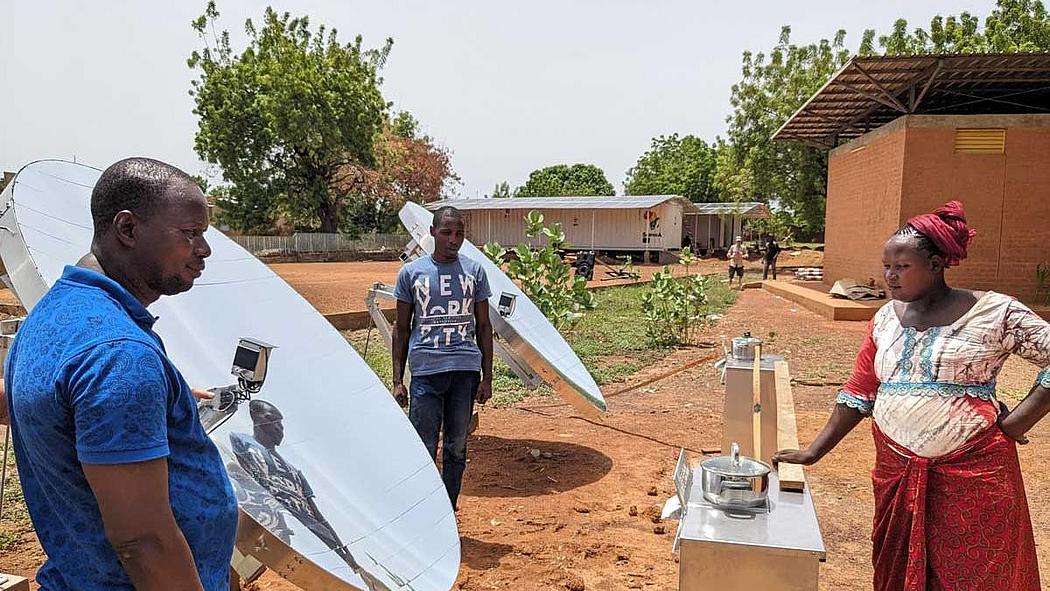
[{"left": 731, "top": 331, "right": 763, "bottom": 360}]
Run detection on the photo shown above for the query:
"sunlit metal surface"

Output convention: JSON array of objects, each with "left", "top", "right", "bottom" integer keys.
[{"left": 0, "top": 160, "right": 460, "bottom": 591}]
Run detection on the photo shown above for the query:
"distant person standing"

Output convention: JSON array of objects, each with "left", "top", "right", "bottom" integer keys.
[
  {"left": 4, "top": 158, "right": 237, "bottom": 590},
  {"left": 682, "top": 233, "right": 693, "bottom": 251},
  {"left": 392, "top": 205, "right": 494, "bottom": 511},
  {"left": 762, "top": 234, "right": 782, "bottom": 280},
  {"left": 727, "top": 236, "right": 747, "bottom": 289}
]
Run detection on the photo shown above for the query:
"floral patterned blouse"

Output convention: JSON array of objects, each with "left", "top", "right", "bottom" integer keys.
[{"left": 837, "top": 292, "right": 1050, "bottom": 457}]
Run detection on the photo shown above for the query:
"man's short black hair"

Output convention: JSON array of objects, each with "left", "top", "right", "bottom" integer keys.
[
  {"left": 249, "top": 399, "right": 282, "bottom": 423},
  {"left": 90, "top": 157, "right": 196, "bottom": 239},
  {"left": 432, "top": 205, "right": 463, "bottom": 227}
]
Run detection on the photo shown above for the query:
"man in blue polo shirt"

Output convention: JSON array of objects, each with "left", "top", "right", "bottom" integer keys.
[{"left": 4, "top": 158, "right": 237, "bottom": 590}]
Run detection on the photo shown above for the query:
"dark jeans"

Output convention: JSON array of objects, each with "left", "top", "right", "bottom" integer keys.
[
  {"left": 763, "top": 258, "right": 777, "bottom": 280},
  {"left": 408, "top": 370, "right": 480, "bottom": 509}
]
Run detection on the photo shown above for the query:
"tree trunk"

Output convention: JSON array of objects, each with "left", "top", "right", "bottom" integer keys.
[{"left": 318, "top": 200, "right": 340, "bottom": 233}]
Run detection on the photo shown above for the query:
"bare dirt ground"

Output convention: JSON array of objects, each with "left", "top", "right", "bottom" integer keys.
[
  {"left": 268, "top": 249, "right": 824, "bottom": 314},
  {"left": 247, "top": 289, "right": 1050, "bottom": 589},
  {"left": 0, "top": 250, "right": 823, "bottom": 316}
]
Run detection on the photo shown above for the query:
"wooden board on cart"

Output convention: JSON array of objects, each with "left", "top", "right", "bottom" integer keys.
[{"left": 774, "top": 360, "right": 806, "bottom": 492}]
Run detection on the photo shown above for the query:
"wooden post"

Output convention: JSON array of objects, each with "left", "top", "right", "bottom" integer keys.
[
  {"left": 752, "top": 345, "right": 763, "bottom": 462},
  {"left": 774, "top": 361, "right": 806, "bottom": 491}
]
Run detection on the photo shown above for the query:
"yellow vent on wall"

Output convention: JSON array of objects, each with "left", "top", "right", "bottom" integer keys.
[{"left": 954, "top": 128, "right": 1006, "bottom": 154}]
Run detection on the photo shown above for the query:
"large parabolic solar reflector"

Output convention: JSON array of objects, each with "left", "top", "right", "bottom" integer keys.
[{"left": 0, "top": 160, "right": 460, "bottom": 590}]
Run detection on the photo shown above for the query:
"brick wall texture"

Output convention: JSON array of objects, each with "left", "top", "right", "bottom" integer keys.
[{"left": 825, "top": 115, "right": 1050, "bottom": 304}]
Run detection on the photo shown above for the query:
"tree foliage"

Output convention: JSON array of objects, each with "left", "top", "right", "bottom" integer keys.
[
  {"left": 717, "top": 26, "right": 854, "bottom": 236},
  {"left": 866, "top": 0, "right": 1050, "bottom": 55},
  {"left": 335, "top": 112, "right": 457, "bottom": 234},
  {"left": 490, "top": 181, "right": 513, "bottom": 198},
  {"left": 188, "top": 2, "right": 391, "bottom": 233},
  {"left": 624, "top": 134, "right": 719, "bottom": 202},
  {"left": 516, "top": 164, "right": 614, "bottom": 197}
]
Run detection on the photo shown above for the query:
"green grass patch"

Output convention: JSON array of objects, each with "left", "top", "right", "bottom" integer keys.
[{"left": 347, "top": 274, "right": 736, "bottom": 407}]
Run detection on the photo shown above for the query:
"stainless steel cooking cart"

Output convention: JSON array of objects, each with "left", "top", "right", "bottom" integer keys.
[
  {"left": 669, "top": 340, "right": 825, "bottom": 590},
  {"left": 676, "top": 470, "right": 826, "bottom": 590}
]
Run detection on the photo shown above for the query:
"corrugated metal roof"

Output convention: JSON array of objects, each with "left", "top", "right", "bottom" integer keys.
[
  {"left": 774, "top": 53, "right": 1050, "bottom": 147},
  {"left": 426, "top": 195, "right": 701, "bottom": 212},
  {"left": 687, "top": 202, "right": 770, "bottom": 217}
]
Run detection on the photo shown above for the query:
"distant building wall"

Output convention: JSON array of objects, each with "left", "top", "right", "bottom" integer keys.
[
  {"left": 825, "top": 114, "right": 1050, "bottom": 303},
  {"left": 462, "top": 203, "right": 685, "bottom": 251},
  {"left": 825, "top": 118, "right": 906, "bottom": 287}
]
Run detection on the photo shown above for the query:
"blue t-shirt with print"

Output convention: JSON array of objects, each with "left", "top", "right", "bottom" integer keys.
[
  {"left": 5, "top": 266, "right": 238, "bottom": 590},
  {"left": 394, "top": 254, "right": 491, "bottom": 376}
]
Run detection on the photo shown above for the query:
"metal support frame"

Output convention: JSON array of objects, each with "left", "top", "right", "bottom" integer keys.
[
  {"left": 851, "top": 63, "right": 910, "bottom": 113},
  {"left": 933, "top": 85, "right": 1050, "bottom": 113},
  {"left": 911, "top": 59, "right": 943, "bottom": 112},
  {"left": 365, "top": 285, "right": 544, "bottom": 391}
]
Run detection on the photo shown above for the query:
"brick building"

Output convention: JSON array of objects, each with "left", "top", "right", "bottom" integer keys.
[{"left": 776, "top": 54, "right": 1050, "bottom": 303}]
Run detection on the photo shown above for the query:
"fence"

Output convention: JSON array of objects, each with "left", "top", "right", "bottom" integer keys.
[{"left": 229, "top": 232, "right": 408, "bottom": 255}]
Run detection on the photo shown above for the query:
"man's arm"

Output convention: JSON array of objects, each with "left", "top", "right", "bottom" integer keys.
[
  {"left": 391, "top": 299, "right": 413, "bottom": 406},
  {"left": 474, "top": 300, "right": 493, "bottom": 404},
  {"left": 305, "top": 496, "right": 344, "bottom": 545},
  {"left": 83, "top": 459, "right": 205, "bottom": 591}
]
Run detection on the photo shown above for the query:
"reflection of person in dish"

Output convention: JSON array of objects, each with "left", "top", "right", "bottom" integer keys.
[
  {"left": 231, "top": 400, "right": 385, "bottom": 589},
  {"left": 775, "top": 201, "right": 1050, "bottom": 590}
]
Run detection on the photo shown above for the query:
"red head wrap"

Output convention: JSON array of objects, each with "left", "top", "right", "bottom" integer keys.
[{"left": 905, "top": 200, "right": 976, "bottom": 267}]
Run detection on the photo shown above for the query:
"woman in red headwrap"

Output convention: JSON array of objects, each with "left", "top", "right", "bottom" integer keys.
[{"left": 775, "top": 201, "right": 1050, "bottom": 591}]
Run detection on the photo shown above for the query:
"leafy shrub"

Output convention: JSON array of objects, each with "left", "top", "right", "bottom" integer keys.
[
  {"left": 641, "top": 267, "right": 708, "bottom": 346},
  {"left": 483, "top": 210, "right": 594, "bottom": 329}
]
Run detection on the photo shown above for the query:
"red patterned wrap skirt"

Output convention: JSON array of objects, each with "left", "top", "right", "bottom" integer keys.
[{"left": 871, "top": 423, "right": 1040, "bottom": 591}]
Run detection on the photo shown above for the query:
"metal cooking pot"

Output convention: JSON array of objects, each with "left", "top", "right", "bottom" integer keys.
[
  {"left": 731, "top": 332, "right": 763, "bottom": 360},
  {"left": 700, "top": 442, "right": 771, "bottom": 508}
]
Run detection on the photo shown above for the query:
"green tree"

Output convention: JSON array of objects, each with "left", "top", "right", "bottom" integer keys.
[
  {"left": 868, "top": 0, "right": 1050, "bottom": 55},
  {"left": 718, "top": 26, "right": 853, "bottom": 236},
  {"left": 336, "top": 111, "right": 457, "bottom": 234},
  {"left": 624, "top": 134, "right": 720, "bottom": 202},
  {"left": 516, "top": 164, "right": 614, "bottom": 197},
  {"left": 490, "top": 181, "right": 513, "bottom": 198},
  {"left": 188, "top": 2, "right": 391, "bottom": 233}
]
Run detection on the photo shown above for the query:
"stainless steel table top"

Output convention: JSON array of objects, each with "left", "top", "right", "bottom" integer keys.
[
  {"left": 678, "top": 469, "right": 826, "bottom": 559},
  {"left": 724, "top": 353, "right": 784, "bottom": 372}
]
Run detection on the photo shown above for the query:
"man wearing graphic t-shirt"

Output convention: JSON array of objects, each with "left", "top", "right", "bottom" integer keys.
[{"left": 392, "top": 205, "right": 493, "bottom": 510}]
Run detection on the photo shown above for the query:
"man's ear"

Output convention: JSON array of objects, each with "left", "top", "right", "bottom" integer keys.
[
  {"left": 112, "top": 210, "right": 136, "bottom": 247},
  {"left": 429, "top": 224, "right": 436, "bottom": 237}
]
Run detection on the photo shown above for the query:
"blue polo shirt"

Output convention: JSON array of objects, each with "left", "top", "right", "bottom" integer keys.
[{"left": 5, "top": 266, "right": 237, "bottom": 590}]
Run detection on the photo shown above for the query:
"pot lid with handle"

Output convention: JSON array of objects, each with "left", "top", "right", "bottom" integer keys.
[
  {"left": 701, "top": 442, "right": 771, "bottom": 478},
  {"left": 733, "top": 331, "right": 763, "bottom": 347}
]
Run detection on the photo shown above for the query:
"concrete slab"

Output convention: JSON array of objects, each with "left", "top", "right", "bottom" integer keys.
[
  {"left": 763, "top": 280, "right": 1050, "bottom": 322},
  {"left": 761, "top": 281, "right": 882, "bottom": 322}
]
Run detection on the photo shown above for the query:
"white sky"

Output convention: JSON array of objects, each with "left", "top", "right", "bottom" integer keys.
[{"left": 1, "top": 0, "right": 993, "bottom": 198}]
